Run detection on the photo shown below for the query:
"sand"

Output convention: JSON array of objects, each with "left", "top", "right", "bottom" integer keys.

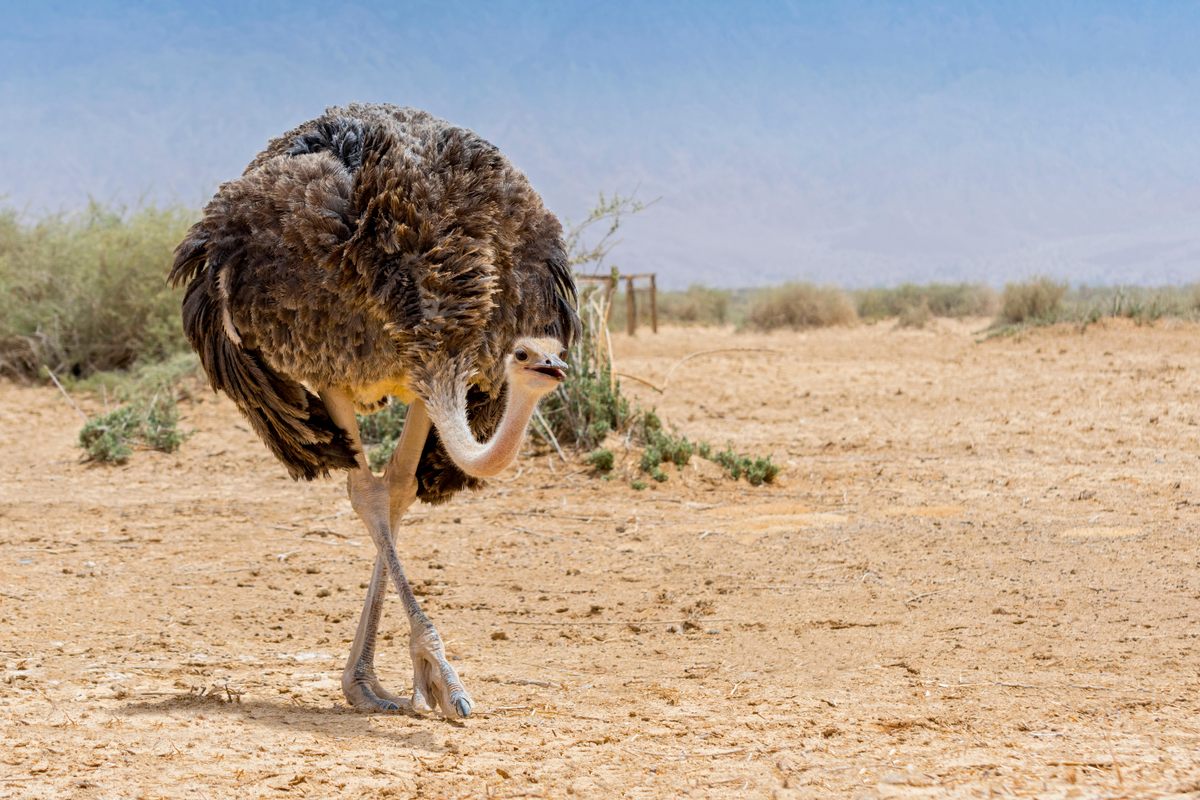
[{"left": 2, "top": 319, "right": 1198, "bottom": 798}]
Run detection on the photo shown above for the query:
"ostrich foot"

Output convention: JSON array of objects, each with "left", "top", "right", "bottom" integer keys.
[
  {"left": 410, "top": 623, "right": 473, "bottom": 719},
  {"left": 342, "top": 666, "right": 407, "bottom": 712}
]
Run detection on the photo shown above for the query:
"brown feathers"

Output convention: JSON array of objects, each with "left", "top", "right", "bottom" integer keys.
[{"left": 170, "top": 103, "right": 579, "bottom": 499}]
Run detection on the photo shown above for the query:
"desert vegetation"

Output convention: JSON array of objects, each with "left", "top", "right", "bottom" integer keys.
[
  {"left": 0, "top": 202, "right": 194, "bottom": 380},
  {"left": 3, "top": 200, "right": 1199, "bottom": 477}
]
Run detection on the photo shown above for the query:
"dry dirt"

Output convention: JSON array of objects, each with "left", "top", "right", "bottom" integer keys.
[{"left": 2, "top": 320, "right": 1199, "bottom": 799}]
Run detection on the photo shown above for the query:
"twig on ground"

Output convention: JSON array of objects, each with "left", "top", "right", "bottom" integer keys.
[
  {"left": 614, "top": 372, "right": 664, "bottom": 393},
  {"left": 532, "top": 408, "right": 566, "bottom": 462},
  {"left": 46, "top": 369, "right": 88, "bottom": 423},
  {"left": 1105, "top": 724, "right": 1124, "bottom": 786},
  {"left": 904, "top": 589, "right": 949, "bottom": 606},
  {"left": 660, "top": 348, "right": 785, "bottom": 393}
]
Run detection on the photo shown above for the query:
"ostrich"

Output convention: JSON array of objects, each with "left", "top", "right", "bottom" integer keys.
[{"left": 169, "top": 104, "right": 579, "bottom": 719}]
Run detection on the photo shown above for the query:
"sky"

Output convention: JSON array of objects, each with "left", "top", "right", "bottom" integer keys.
[{"left": 2, "top": 1, "right": 1199, "bottom": 288}]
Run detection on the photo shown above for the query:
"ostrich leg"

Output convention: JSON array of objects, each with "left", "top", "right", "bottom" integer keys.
[
  {"left": 338, "top": 402, "right": 430, "bottom": 712},
  {"left": 321, "top": 391, "right": 473, "bottom": 718}
]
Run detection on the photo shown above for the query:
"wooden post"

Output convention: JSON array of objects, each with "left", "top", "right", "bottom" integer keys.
[
  {"left": 649, "top": 274, "right": 658, "bottom": 333},
  {"left": 625, "top": 275, "right": 637, "bottom": 336},
  {"left": 604, "top": 271, "right": 617, "bottom": 326}
]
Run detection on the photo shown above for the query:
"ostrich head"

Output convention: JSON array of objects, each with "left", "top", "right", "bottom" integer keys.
[{"left": 506, "top": 337, "right": 568, "bottom": 396}]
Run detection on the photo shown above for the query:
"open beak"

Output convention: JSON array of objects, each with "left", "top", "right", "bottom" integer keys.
[{"left": 529, "top": 353, "right": 568, "bottom": 381}]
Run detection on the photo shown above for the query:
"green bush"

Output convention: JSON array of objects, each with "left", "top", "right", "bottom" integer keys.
[
  {"left": 585, "top": 448, "right": 614, "bottom": 472},
  {"left": 743, "top": 283, "right": 857, "bottom": 331},
  {"left": 79, "top": 405, "right": 141, "bottom": 464},
  {"left": 637, "top": 411, "right": 696, "bottom": 479},
  {"left": 78, "top": 394, "right": 186, "bottom": 464},
  {"left": 535, "top": 272, "right": 634, "bottom": 451},
  {"left": 357, "top": 401, "right": 409, "bottom": 472},
  {"left": 709, "top": 446, "right": 780, "bottom": 486},
  {"left": 142, "top": 395, "right": 185, "bottom": 453},
  {"left": 0, "top": 202, "right": 195, "bottom": 379}
]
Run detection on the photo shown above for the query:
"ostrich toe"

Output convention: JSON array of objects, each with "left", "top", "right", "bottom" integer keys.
[
  {"left": 342, "top": 668, "right": 406, "bottom": 712},
  {"left": 410, "top": 628, "right": 473, "bottom": 719}
]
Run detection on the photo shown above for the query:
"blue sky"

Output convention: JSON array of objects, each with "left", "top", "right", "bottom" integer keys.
[{"left": 2, "top": 1, "right": 1199, "bottom": 287}]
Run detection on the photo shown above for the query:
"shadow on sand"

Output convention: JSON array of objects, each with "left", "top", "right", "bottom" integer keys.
[{"left": 119, "top": 693, "right": 454, "bottom": 751}]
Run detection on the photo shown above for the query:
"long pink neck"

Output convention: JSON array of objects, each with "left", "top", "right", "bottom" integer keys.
[{"left": 425, "top": 381, "right": 540, "bottom": 478}]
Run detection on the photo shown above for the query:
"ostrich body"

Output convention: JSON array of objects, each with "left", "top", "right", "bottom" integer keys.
[{"left": 169, "top": 104, "right": 578, "bottom": 718}]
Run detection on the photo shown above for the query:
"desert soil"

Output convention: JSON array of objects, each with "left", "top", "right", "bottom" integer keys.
[{"left": 2, "top": 320, "right": 1199, "bottom": 799}]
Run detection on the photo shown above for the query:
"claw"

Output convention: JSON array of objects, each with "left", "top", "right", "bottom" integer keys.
[
  {"left": 453, "top": 694, "right": 472, "bottom": 718},
  {"left": 343, "top": 675, "right": 405, "bottom": 712},
  {"left": 411, "top": 683, "right": 434, "bottom": 714}
]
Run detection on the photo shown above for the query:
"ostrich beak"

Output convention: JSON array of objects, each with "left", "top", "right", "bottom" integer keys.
[{"left": 530, "top": 352, "right": 568, "bottom": 380}]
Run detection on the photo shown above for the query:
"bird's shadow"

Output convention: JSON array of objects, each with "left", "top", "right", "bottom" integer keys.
[{"left": 119, "top": 692, "right": 455, "bottom": 751}]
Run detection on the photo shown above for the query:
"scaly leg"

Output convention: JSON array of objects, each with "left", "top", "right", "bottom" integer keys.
[
  {"left": 341, "top": 402, "right": 425, "bottom": 711},
  {"left": 342, "top": 553, "right": 403, "bottom": 710},
  {"left": 322, "top": 391, "right": 473, "bottom": 718}
]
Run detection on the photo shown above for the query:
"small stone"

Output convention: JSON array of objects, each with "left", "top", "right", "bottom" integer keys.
[{"left": 491, "top": 630, "right": 509, "bottom": 641}]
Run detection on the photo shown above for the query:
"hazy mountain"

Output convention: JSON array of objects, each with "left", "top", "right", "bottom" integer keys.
[{"left": 2, "top": 1, "right": 1198, "bottom": 288}]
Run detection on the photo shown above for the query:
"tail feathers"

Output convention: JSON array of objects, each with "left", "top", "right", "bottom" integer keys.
[
  {"left": 168, "top": 227, "right": 208, "bottom": 288},
  {"left": 179, "top": 278, "right": 358, "bottom": 481}
]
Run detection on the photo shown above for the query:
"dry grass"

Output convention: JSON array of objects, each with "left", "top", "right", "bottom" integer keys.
[
  {"left": 0, "top": 202, "right": 194, "bottom": 379},
  {"left": 895, "top": 301, "right": 934, "bottom": 329},
  {"left": 856, "top": 283, "right": 997, "bottom": 322},
  {"left": 998, "top": 277, "right": 1067, "bottom": 325},
  {"left": 1068, "top": 284, "right": 1200, "bottom": 324},
  {"left": 743, "top": 282, "right": 857, "bottom": 331},
  {"left": 656, "top": 284, "right": 731, "bottom": 325}
]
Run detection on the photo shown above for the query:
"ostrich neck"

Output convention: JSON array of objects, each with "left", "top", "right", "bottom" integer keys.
[{"left": 428, "top": 383, "right": 540, "bottom": 479}]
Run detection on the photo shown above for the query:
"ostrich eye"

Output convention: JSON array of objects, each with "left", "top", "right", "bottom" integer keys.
[
  {"left": 559, "top": 350, "right": 567, "bottom": 360},
  {"left": 514, "top": 349, "right": 528, "bottom": 362}
]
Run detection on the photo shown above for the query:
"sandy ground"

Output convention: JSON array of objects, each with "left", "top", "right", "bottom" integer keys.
[{"left": 2, "top": 320, "right": 1199, "bottom": 799}]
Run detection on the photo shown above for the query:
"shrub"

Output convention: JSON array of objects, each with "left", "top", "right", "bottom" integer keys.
[
  {"left": 856, "top": 283, "right": 997, "bottom": 321},
  {"left": 357, "top": 400, "right": 408, "bottom": 472},
  {"left": 895, "top": 301, "right": 933, "bottom": 329},
  {"left": 585, "top": 448, "right": 614, "bottom": 472},
  {"left": 999, "top": 278, "right": 1067, "bottom": 325},
  {"left": 142, "top": 394, "right": 185, "bottom": 453},
  {"left": 743, "top": 283, "right": 857, "bottom": 331},
  {"left": 533, "top": 195, "right": 782, "bottom": 488},
  {"left": 1069, "top": 284, "right": 1200, "bottom": 325},
  {"left": 79, "top": 405, "right": 141, "bottom": 464},
  {"left": 78, "top": 394, "right": 186, "bottom": 464},
  {"left": 72, "top": 352, "right": 201, "bottom": 403},
  {"left": 0, "top": 202, "right": 195, "bottom": 379},
  {"left": 656, "top": 285, "right": 731, "bottom": 325},
  {"left": 709, "top": 446, "right": 780, "bottom": 486},
  {"left": 535, "top": 270, "right": 633, "bottom": 451},
  {"left": 637, "top": 411, "right": 696, "bottom": 480}
]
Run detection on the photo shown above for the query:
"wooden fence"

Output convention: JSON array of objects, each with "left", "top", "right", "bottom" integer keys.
[{"left": 575, "top": 271, "right": 658, "bottom": 335}]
